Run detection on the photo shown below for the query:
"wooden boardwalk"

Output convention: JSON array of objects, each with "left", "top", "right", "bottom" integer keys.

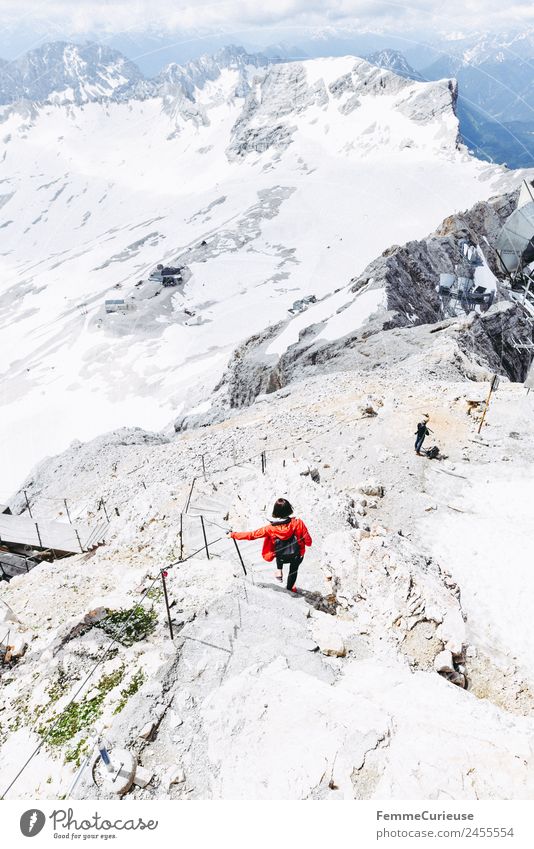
[{"left": 0, "top": 513, "right": 108, "bottom": 555}]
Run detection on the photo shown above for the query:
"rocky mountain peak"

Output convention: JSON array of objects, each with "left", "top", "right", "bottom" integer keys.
[
  {"left": 0, "top": 41, "right": 145, "bottom": 106},
  {"left": 366, "top": 49, "right": 424, "bottom": 81},
  {"left": 156, "top": 44, "right": 269, "bottom": 101}
]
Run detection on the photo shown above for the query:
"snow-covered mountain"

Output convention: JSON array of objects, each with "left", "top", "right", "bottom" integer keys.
[
  {"left": 443, "top": 29, "right": 534, "bottom": 66},
  {"left": 155, "top": 46, "right": 269, "bottom": 99},
  {"left": 0, "top": 47, "right": 525, "bottom": 496},
  {"left": 3, "top": 41, "right": 534, "bottom": 805},
  {"left": 366, "top": 49, "right": 424, "bottom": 81},
  {"left": 0, "top": 42, "right": 147, "bottom": 105},
  {"left": 0, "top": 43, "right": 271, "bottom": 107}
]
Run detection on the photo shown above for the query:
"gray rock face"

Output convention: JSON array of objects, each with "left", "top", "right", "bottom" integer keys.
[
  {"left": 175, "top": 323, "right": 284, "bottom": 431},
  {"left": 326, "top": 58, "right": 457, "bottom": 127},
  {"left": 227, "top": 63, "right": 328, "bottom": 158},
  {"left": 330, "top": 60, "right": 412, "bottom": 100},
  {"left": 226, "top": 57, "right": 455, "bottom": 158},
  {"left": 398, "top": 79, "right": 458, "bottom": 124},
  {"left": 349, "top": 188, "right": 516, "bottom": 330},
  {"left": 178, "top": 189, "right": 533, "bottom": 429},
  {"left": 457, "top": 301, "right": 533, "bottom": 381},
  {"left": 161, "top": 89, "right": 209, "bottom": 128}
]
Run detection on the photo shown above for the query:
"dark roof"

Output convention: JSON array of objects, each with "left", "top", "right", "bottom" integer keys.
[{"left": 160, "top": 267, "right": 182, "bottom": 275}]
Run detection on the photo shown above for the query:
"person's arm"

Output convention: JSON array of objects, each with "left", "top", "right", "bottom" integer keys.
[
  {"left": 230, "top": 525, "right": 268, "bottom": 541},
  {"left": 298, "top": 520, "right": 312, "bottom": 547}
]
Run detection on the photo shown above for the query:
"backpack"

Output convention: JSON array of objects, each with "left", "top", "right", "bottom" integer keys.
[{"left": 274, "top": 534, "right": 300, "bottom": 562}]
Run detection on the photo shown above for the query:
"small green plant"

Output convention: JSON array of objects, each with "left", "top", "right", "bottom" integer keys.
[
  {"left": 113, "top": 669, "right": 146, "bottom": 715},
  {"left": 97, "top": 605, "right": 158, "bottom": 647},
  {"left": 8, "top": 714, "right": 22, "bottom": 733},
  {"left": 47, "top": 669, "right": 72, "bottom": 705},
  {"left": 146, "top": 587, "right": 163, "bottom": 602},
  {"left": 65, "top": 737, "right": 89, "bottom": 767},
  {"left": 39, "top": 668, "right": 124, "bottom": 749}
]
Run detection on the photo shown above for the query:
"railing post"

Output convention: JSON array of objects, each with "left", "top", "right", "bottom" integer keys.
[
  {"left": 75, "top": 528, "right": 84, "bottom": 553},
  {"left": 232, "top": 538, "right": 247, "bottom": 576},
  {"left": 161, "top": 570, "right": 174, "bottom": 640},
  {"left": 179, "top": 513, "right": 183, "bottom": 560},
  {"left": 35, "top": 523, "right": 42, "bottom": 548},
  {"left": 185, "top": 478, "right": 196, "bottom": 513},
  {"left": 24, "top": 491, "right": 33, "bottom": 518},
  {"left": 64, "top": 499, "right": 72, "bottom": 524},
  {"left": 99, "top": 498, "right": 110, "bottom": 522},
  {"left": 200, "top": 516, "right": 210, "bottom": 560}
]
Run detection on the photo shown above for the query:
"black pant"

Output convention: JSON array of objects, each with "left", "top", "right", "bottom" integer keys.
[
  {"left": 415, "top": 434, "right": 426, "bottom": 453},
  {"left": 276, "top": 554, "right": 303, "bottom": 590}
]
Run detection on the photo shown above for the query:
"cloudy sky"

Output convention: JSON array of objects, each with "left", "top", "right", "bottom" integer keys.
[
  {"left": 2, "top": 0, "right": 533, "bottom": 33},
  {"left": 1, "top": 0, "right": 533, "bottom": 69}
]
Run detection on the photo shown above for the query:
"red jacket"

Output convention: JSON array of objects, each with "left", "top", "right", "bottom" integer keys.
[{"left": 231, "top": 517, "right": 312, "bottom": 562}]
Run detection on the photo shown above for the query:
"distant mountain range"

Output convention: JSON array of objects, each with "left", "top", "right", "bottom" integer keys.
[
  {"left": 0, "top": 42, "right": 146, "bottom": 105},
  {"left": 0, "top": 42, "right": 266, "bottom": 106},
  {"left": 0, "top": 38, "right": 533, "bottom": 169},
  {"left": 365, "top": 49, "right": 424, "bottom": 82}
]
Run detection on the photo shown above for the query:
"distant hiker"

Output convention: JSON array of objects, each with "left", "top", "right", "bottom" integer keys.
[
  {"left": 228, "top": 498, "right": 312, "bottom": 592},
  {"left": 415, "top": 414, "right": 432, "bottom": 455}
]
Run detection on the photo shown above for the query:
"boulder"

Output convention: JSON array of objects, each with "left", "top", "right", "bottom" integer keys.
[
  {"left": 446, "top": 670, "right": 467, "bottom": 689},
  {"left": 2, "top": 632, "right": 27, "bottom": 661},
  {"left": 358, "top": 395, "right": 382, "bottom": 417},
  {"left": 359, "top": 479, "right": 385, "bottom": 498},
  {"left": 300, "top": 467, "right": 321, "bottom": 483},
  {"left": 311, "top": 618, "right": 347, "bottom": 658},
  {"left": 138, "top": 721, "right": 156, "bottom": 741},
  {"left": 84, "top": 607, "right": 108, "bottom": 625},
  {"left": 133, "top": 765, "right": 154, "bottom": 789},
  {"left": 434, "top": 650, "right": 454, "bottom": 674},
  {"left": 0, "top": 601, "right": 19, "bottom": 625},
  {"left": 0, "top": 627, "right": 27, "bottom": 660},
  {"left": 165, "top": 766, "right": 186, "bottom": 789}
]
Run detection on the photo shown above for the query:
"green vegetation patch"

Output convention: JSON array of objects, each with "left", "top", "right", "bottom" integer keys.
[
  {"left": 65, "top": 737, "right": 90, "bottom": 768},
  {"left": 113, "top": 669, "right": 146, "bottom": 715},
  {"left": 39, "top": 668, "right": 124, "bottom": 750},
  {"left": 97, "top": 604, "right": 158, "bottom": 647}
]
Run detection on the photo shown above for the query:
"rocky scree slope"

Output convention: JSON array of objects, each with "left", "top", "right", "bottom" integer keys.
[{"left": 1, "top": 352, "right": 534, "bottom": 799}]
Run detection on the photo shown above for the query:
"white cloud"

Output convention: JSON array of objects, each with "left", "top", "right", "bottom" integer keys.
[{"left": 1, "top": 0, "right": 533, "bottom": 37}]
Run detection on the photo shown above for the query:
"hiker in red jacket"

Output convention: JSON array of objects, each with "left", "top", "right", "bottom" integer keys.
[{"left": 228, "top": 498, "right": 312, "bottom": 592}]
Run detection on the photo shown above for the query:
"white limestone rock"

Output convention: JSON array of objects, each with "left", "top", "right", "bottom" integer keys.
[
  {"left": 434, "top": 649, "right": 455, "bottom": 673},
  {"left": 311, "top": 617, "right": 347, "bottom": 657}
]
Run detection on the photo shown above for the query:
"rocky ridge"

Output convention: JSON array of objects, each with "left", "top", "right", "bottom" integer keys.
[
  {"left": 1, "top": 347, "right": 534, "bottom": 799},
  {"left": 176, "top": 188, "right": 533, "bottom": 430}
]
